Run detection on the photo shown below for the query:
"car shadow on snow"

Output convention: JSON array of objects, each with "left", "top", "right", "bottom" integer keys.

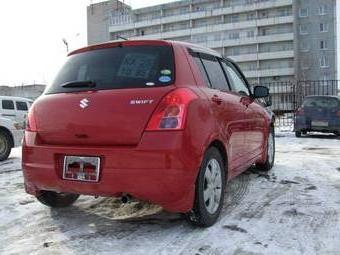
[
  {"left": 50, "top": 171, "right": 254, "bottom": 223},
  {"left": 45, "top": 168, "right": 270, "bottom": 250},
  {"left": 298, "top": 133, "right": 340, "bottom": 140}
]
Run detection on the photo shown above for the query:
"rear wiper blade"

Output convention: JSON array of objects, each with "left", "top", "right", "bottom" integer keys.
[{"left": 61, "top": 80, "right": 96, "bottom": 88}]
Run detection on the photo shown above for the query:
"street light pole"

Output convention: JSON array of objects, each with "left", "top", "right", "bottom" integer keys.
[{"left": 62, "top": 38, "right": 69, "bottom": 53}]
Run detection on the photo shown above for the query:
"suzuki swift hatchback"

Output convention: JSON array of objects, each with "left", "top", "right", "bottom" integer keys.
[{"left": 23, "top": 40, "right": 275, "bottom": 227}]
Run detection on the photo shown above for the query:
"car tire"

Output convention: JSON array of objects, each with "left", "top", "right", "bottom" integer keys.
[
  {"left": 256, "top": 127, "right": 275, "bottom": 172},
  {"left": 37, "top": 191, "right": 79, "bottom": 208},
  {"left": 295, "top": 131, "right": 302, "bottom": 137},
  {"left": 0, "top": 130, "right": 12, "bottom": 161},
  {"left": 185, "top": 147, "right": 226, "bottom": 227}
]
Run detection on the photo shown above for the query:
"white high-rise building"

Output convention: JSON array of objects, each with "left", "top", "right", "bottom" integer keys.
[{"left": 87, "top": 0, "right": 337, "bottom": 85}]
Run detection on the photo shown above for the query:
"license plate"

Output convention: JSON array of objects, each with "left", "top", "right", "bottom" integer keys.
[
  {"left": 63, "top": 156, "right": 101, "bottom": 182},
  {"left": 311, "top": 121, "right": 328, "bottom": 127}
]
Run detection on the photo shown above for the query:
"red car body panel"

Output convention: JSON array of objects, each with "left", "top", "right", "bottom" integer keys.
[{"left": 22, "top": 40, "right": 271, "bottom": 212}]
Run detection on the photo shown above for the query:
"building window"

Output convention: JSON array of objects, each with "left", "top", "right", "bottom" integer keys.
[
  {"left": 320, "top": 40, "right": 328, "bottom": 50},
  {"left": 301, "top": 59, "right": 310, "bottom": 70},
  {"left": 278, "top": 8, "right": 289, "bottom": 17},
  {"left": 300, "top": 41, "right": 309, "bottom": 52},
  {"left": 260, "top": 10, "right": 268, "bottom": 19},
  {"left": 299, "top": 8, "right": 308, "bottom": 17},
  {"left": 299, "top": 25, "right": 308, "bottom": 35},
  {"left": 246, "top": 30, "right": 255, "bottom": 38},
  {"left": 231, "top": 14, "right": 239, "bottom": 23},
  {"left": 319, "top": 5, "right": 327, "bottom": 15},
  {"left": 247, "top": 13, "right": 255, "bottom": 21},
  {"left": 320, "top": 23, "right": 328, "bottom": 32},
  {"left": 261, "top": 28, "right": 267, "bottom": 36},
  {"left": 320, "top": 55, "right": 329, "bottom": 68},
  {"left": 229, "top": 32, "right": 240, "bottom": 40},
  {"left": 214, "top": 34, "right": 221, "bottom": 41}
]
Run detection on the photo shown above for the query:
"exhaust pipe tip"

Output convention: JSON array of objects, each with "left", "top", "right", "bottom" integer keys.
[{"left": 121, "top": 194, "right": 132, "bottom": 204}]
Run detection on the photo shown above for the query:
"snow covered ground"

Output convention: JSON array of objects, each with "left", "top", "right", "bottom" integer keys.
[{"left": 1, "top": 133, "right": 340, "bottom": 255}]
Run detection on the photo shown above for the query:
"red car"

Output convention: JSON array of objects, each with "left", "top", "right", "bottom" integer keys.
[{"left": 22, "top": 40, "right": 275, "bottom": 227}]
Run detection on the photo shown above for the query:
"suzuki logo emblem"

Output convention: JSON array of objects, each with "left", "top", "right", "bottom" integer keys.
[{"left": 80, "top": 98, "right": 89, "bottom": 109}]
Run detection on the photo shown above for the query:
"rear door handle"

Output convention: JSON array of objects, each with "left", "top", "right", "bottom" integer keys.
[{"left": 211, "top": 95, "right": 222, "bottom": 105}]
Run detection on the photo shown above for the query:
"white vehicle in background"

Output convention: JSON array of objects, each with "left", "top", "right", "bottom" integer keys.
[
  {"left": 0, "top": 96, "right": 33, "bottom": 124},
  {"left": 0, "top": 96, "right": 31, "bottom": 160},
  {"left": 0, "top": 117, "right": 24, "bottom": 161}
]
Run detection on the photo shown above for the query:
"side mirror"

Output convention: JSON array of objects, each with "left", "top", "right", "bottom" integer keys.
[
  {"left": 265, "top": 95, "right": 272, "bottom": 107},
  {"left": 253, "top": 85, "right": 269, "bottom": 99}
]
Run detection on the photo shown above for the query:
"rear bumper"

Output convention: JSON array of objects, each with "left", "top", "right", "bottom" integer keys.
[
  {"left": 294, "top": 116, "right": 340, "bottom": 133},
  {"left": 22, "top": 131, "right": 202, "bottom": 213}
]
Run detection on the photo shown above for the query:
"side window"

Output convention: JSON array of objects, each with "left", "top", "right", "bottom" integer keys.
[
  {"left": 16, "top": 101, "right": 28, "bottom": 111},
  {"left": 2, "top": 100, "right": 15, "bottom": 110},
  {"left": 192, "top": 56, "right": 211, "bottom": 87},
  {"left": 200, "top": 55, "right": 229, "bottom": 91},
  {"left": 222, "top": 62, "right": 250, "bottom": 96}
]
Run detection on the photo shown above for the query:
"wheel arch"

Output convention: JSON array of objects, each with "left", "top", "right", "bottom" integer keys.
[{"left": 208, "top": 139, "right": 228, "bottom": 179}]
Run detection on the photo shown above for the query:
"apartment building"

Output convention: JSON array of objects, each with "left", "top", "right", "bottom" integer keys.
[{"left": 87, "top": 0, "right": 337, "bottom": 85}]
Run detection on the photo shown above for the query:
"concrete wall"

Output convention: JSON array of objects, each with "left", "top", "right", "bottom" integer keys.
[
  {"left": 87, "top": 0, "right": 130, "bottom": 45},
  {"left": 0, "top": 85, "right": 46, "bottom": 100}
]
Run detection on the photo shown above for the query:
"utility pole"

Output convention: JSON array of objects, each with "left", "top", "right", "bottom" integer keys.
[{"left": 62, "top": 38, "right": 69, "bottom": 53}]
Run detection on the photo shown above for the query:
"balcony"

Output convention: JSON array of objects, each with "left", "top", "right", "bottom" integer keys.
[
  {"left": 123, "top": 16, "right": 293, "bottom": 41},
  {"left": 243, "top": 67, "right": 295, "bottom": 78},
  {"left": 109, "top": 0, "right": 293, "bottom": 32},
  {"left": 205, "top": 33, "right": 294, "bottom": 48},
  {"left": 229, "top": 50, "right": 294, "bottom": 62}
]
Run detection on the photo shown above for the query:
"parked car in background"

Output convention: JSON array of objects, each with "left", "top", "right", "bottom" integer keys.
[
  {"left": 0, "top": 96, "right": 33, "bottom": 125},
  {"left": 295, "top": 95, "right": 340, "bottom": 137},
  {"left": 22, "top": 40, "right": 275, "bottom": 227},
  {"left": 0, "top": 117, "right": 24, "bottom": 161}
]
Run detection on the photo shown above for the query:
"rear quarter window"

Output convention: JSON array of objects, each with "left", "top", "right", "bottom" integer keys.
[
  {"left": 16, "top": 101, "right": 28, "bottom": 111},
  {"left": 303, "top": 97, "right": 339, "bottom": 108},
  {"left": 46, "top": 45, "right": 175, "bottom": 94}
]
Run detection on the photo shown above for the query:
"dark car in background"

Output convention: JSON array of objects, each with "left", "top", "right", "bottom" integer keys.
[{"left": 294, "top": 95, "right": 340, "bottom": 137}]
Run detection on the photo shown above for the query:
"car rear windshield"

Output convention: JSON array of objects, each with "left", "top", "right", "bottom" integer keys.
[
  {"left": 303, "top": 97, "right": 339, "bottom": 108},
  {"left": 46, "top": 45, "right": 175, "bottom": 94}
]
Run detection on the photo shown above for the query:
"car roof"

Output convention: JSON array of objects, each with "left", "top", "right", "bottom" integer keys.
[
  {"left": 68, "top": 39, "right": 222, "bottom": 58},
  {"left": 0, "top": 96, "right": 33, "bottom": 102}
]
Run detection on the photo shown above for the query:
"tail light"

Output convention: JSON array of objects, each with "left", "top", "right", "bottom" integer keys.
[
  {"left": 26, "top": 108, "right": 37, "bottom": 132},
  {"left": 337, "top": 111, "right": 340, "bottom": 117},
  {"left": 296, "top": 107, "right": 304, "bottom": 116},
  {"left": 146, "top": 88, "right": 197, "bottom": 131}
]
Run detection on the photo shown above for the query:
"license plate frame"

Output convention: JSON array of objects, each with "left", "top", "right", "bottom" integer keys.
[
  {"left": 311, "top": 121, "right": 328, "bottom": 127},
  {"left": 63, "top": 156, "right": 101, "bottom": 182}
]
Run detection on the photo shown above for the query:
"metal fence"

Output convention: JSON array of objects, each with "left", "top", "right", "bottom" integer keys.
[{"left": 257, "top": 80, "right": 339, "bottom": 127}]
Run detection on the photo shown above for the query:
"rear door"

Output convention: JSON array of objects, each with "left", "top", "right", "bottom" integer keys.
[
  {"left": 221, "top": 61, "right": 265, "bottom": 163},
  {"left": 34, "top": 44, "right": 175, "bottom": 146},
  {"left": 190, "top": 52, "right": 247, "bottom": 173}
]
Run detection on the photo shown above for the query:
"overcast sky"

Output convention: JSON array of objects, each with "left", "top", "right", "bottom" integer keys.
[
  {"left": 0, "top": 0, "right": 339, "bottom": 86},
  {"left": 0, "top": 0, "right": 175, "bottom": 86}
]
